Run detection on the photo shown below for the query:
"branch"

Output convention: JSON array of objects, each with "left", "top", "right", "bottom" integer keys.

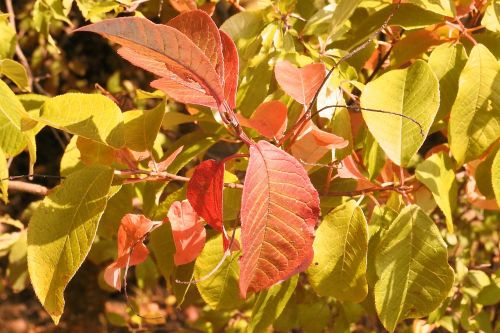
[{"left": 8, "top": 181, "right": 48, "bottom": 196}]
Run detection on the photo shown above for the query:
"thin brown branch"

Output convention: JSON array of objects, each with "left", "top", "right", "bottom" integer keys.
[
  {"left": 8, "top": 181, "right": 48, "bottom": 196},
  {"left": 327, "top": 183, "right": 414, "bottom": 197}
]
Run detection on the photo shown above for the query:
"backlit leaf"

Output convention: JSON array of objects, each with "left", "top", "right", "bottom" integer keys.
[
  {"left": 0, "top": 59, "right": 30, "bottom": 92},
  {"left": 249, "top": 275, "right": 298, "bottom": 333},
  {"left": 168, "top": 200, "right": 206, "bottom": 266},
  {"left": 415, "top": 152, "right": 457, "bottom": 232},
  {"left": 76, "top": 16, "right": 225, "bottom": 108},
  {"left": 493, "top": 149, "right": 500, "bottom": 206},
  {"left": 239, "top": 140, "right": 320, "bottom": 298},
  {"left": 123, "top": 102, "right": 166, "bottom": 152},
  {"left": 237, "top": 100, "right": 288, "bottom": 139},
  {"left": 39, "top": 93, "right": 125, "bottom": 148},
  {"left": 374, "top": 205, "right": 454, "bottom": 333},
  {"left": 449, "top": 44, "right": 500, "bottom": 165},
  {"left": 220, "top": 31, "right": 239, "bottom": 109},
  {"left": 407, "top": 0, "right": 455, "bottom": 16},
  {"left": 274, "top": 61, "right": 326, "bottom": 105},
  {"left": 194, "top": 231, "right": 243, "bottom": 310},
  {"left": 360, "top": 60, "right": 439, "bottom": 166},
  {"left": 103, "top": 214, "right": 155, "bottom": 290},
  {"left": 27, "top": 166, "right": 114, "bottom": 324},
  {"left": 307, "top": 200, "right": 368, "bottom": 302}
]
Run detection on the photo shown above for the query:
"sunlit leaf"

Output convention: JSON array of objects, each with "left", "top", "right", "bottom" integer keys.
[
  {"left": 274, "top": 61, "right": 325, "bottom": 106},
  {"left": 493, "top": 149, "right": 500, "bottom": 206},
  {"left": 123, "top": 102, "right": 166, "bottom": 152},
  {"left": 0, "top": 59, "right": 30, "bottom": 91}
]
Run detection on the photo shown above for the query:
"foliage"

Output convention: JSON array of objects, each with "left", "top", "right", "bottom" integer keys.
[{"left": 0, "top": 0, "right": 499, "bottom": 332}]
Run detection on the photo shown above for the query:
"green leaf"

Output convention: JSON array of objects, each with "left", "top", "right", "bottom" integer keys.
[
  {"left": 194, "top": 231, "right": 244, "bottom": 311},
  {"left": 298, "top": 299, "right": 331, "bottom": 333},
  {"left": 374, "top": 205, "right": 454, "bottom": 333},
  {"left": 149, "top": 223, "right": 176, "bottom": 282},
  {"left": 165, "top": 131, "right": 218, "bottom": 174},
  {"left": 407, "top": 0, "right": 455, "bottom": 16},
  {"left": 0, "top": 16, "right": 16, "bottom": 59},
  {"left": 27, "top": 166, "right": 114, "bottom": 323},
  {"left": 482, "top": 1, "right": 500, "bottom": 33},
  {"left": 123, "top": 102, "right": 166, "bottom": 152},
  {"left": 428, "top": 42, "right": 468, "bottom": 122},
  {"left": 449, "top": 44, "right": 500, "bottom": 165},
  {"left": 331, "top": 107, "right": 353, "bottom": 161},
  {"left": 475, "top": 144, "right": 499, "bottom": 199},
  {"left": 60, "top": 136, "right": 84, "bottom": 177},
  {"left": 0, "top": 147, "right": 7, "bottom": 203},
  {"left": 307, "top": 200, "right": 368, "bottom": 302},
  {"left": 493, "top": 149, "right": 500, "bottom": 206},
  {"left": 415, "top": 152, "right": 457, "bottom": 233},
  {"left": 249, "top": 275, "right": 298, "bottom": 333},
  {"left": 0, "top": 59, "right": 30, "bottom": 91},
  {"left": 360, "top": 60, "right": 440, "bottom": 166},
  {"left": 39, "top": 93, "right": 125, "bottom": 148},
  {"left": 97, "top": 184, "right": 134, "bottom": 239}
]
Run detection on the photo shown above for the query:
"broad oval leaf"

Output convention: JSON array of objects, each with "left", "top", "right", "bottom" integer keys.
[
  {"left": 168, "top": 200, "right": 206, "bottom": 266},
  {"left": 237, "top": 100, "right": 288, "bottom": 139},
  {"left": 374, "top": 205, "right": 454, "bottom": 333},
  {"left": 239, "top": 140, "right": 320, "bottom": 298},
  {"left": 274, "top": 61, "right": 326, "bottom": 105},
  {"left": 123, "top": 102, "right": 166, "bottom": 152},
  {"left": 449, "top": 44, "right": 500, "bottom": 165},
  {"left": 220, "top": 30, "right": 239, "bottom": 109},
  {"left": 194, "top": 231, "right": 243, "bottom": 311},
  {"left": 360, "top": 60, "right": 439, "bottom": 166},
  {"left": 40, "top": 93, "right": 125, "bottom": 148},
  {"left": 415, "top": 152, "right": 457, "bottom": 232},
  {"left": 27, "top": 166, "right": 114, "bottom": 324},
  {"left": 0, "top": 59, "right": 30, "bottom": 91},
  {"left": 76, "top": 16, "right": 225, "bottom": 107},
  {"left": 307, "top": 200, "right": 368, "bottom": 302}
]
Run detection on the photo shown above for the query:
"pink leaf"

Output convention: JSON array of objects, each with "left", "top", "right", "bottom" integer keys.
[
  {"left": 168, "top": 200, "right": 207, "bottom": 265},
  {"left": 220, "top": 31, "right": 239, "bottom": 109},
  {"left": 239, "top": 140, "right": 320, "bottom": 298},
  {"left": 274, "top": 61, "right": 326, "bottom": 105},
  {"left": 237, "top": 100, "right": 288, "bottom": 139},
  {"left": 169, "top": 0, "right": 197, "bottom": 13},
  {"left": 103, "top": 214, "right": 154, "bottom": 290},
  {"left": 75, "top": 16, "right": 225, "bottom": 107},
  {"left": 337, "top": 154, "right": 374, "bottom": 190},
  {"left": 149, "top": 146, "right": 184, "bottom": 172},
  {"left": 167, "top": 10, "right": 224, "bottom": 82}
]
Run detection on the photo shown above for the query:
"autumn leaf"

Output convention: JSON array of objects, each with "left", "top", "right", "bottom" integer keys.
[
  {"left": 337, "top": 154, "right": 375, "bottom": 190},
  {"left": 220, "top": 31, "right": 239, "bottom": 109},
  {"left": 239, "top": 140, "right": 320, "bottom": 298},
  {"left": 168, "top": 200, "right": 206, "bottom": 265},
  {"left": 149, "top": 146, "right": 184, "bottom": 172},
  {"left": 237, "top": 100, "right": 288, "bottom": 139},
  {"left": 104, "top": 214, "right": 155, "bottom": 290},
  {"left": 274, "top": 61, "right": 326, "bottom": 105},
  {"left": 187, "top": 160, "right": 230, "bottom": 249}
]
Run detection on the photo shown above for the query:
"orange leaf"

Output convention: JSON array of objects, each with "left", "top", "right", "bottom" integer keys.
[
  {"left": 237, "top": 100, "right": 288, "bottom": 139},
  {"left": 220, "top": 31, "right": 239, "bottom": 109},
  {"left": 239, "top": 141, "right": 320, "bottom": 298},
  {"left": 169, "top": 0, "right": 197, "bottom": 13},
  {"left": 168, "top": 200, "right": 207, "bottom": 265},
  {"left": 104, "top": 214, "right": 154, "bottom": 290},
  {"left": 274, "top": 61, "right": 326, "bottom": 105}
]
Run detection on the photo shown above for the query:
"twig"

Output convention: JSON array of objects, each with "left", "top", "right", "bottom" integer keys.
[
  {"left": 7, "top": 181, "right": 48, "bottom": 196},
  {"left": 327, "top": 183, "right": 414, "bottom": 197}
]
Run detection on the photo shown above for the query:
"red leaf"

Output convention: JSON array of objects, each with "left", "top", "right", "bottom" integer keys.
[
  {"left": 75, "top": 16, "right": 225, "bottom": 107},
  {"left": 220, "top": 31, "right": 239, "bottom": 109},
  {"left": 187, "top": 160, "right": 224, "bottom": 232},
  {"left": 167, "top": 10, "right": 224, "bottom": 82},
  {"left": 168, "top": 200, "right": 207, "bottom": 265},
  {"left": 237, "top": 100, "right": 288, "bottom": 139},
  {"left": 337, "top": 154, "right": 374, "bottom": 190},
  {"left": 274, "top": 61, "right": 326, "bottom": 105},
  {"left": 239, "top": 140, "right": 320, "bottom": 298},
  {"left": 104, "top": 214, "right": 154, "bottom": 290},
  {"left": 149, "top": 146, "right": 184, "bottom": 172}
]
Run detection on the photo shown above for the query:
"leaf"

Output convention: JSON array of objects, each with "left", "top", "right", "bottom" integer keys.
[
  {"left": 76, "top": 16, "right": 225, "bottom": 108},
  {"left": 39, "top": 93, "right": 125, "bottom": 148},
  {"left": 0, "top": 16, "right": 16, "bottom": 59},
  {"left": 220, "top": 31, "right": 239, "bottom": 109},
  {"left": 374, "top": 205, "right": 455, "bottom": 333},
  {"left": 239, "top": 140, "right": 320, "bottom": 298},
  {"left": 187, "top": 160, "right": 228, "bottom": 248},
  {"left": 149, "top": 145, "right": 183, "bottom": 173},
  {"left": 123, "top": 102, "right": 166, "bottom": 152},
  {"left": 415, "top": 152, "right": 457, "bottom": 233},
  {"left": 168, "top": 200, "right": 206, "bottom": 266},
  {"left": 274, "top": 61, "right": 326, "bottom": 105},
  {"left": 27, "top": 166, "right": 114, "bottom": 324},
  {"left": 449, "top": 44, "right": 500, "bottom": 165},
  {"left": 0, "top": 59, "right": 30, "bottom": 92},
  {"left": 165, "top": 131, "right": 218, "bottom": 174},
  {"left": 360, "top": 60, "right": 440, "bottom": 166},
  {"left": 149, "top": 223, "right": 176, "bottom": 281},
  {"left": 0, "top": 79, "right": 30, "bottom": 156},
  {"left": 237, "top": 100, "right": 288, "bottom": 139},
  {"left": 307, "top": 200, "right": 368, "bottom": 302},
  {"left": 0, "top": 148, "right": 8, "bottom": 203},
  {"left": 407, "top": 0, "right": 455, "bottom": 16},
  {"left": 103, "top": 214, "right": 154, "bottom": 290},
  {"left": 194, "top": 231, "right": 243, "bottom": 310},
  {"left": 169, "top": 0, "right": 196, "bottom": 12},
  {"left": 249, "top": 275, "right": 298, "bottom": 333},
  {"left": 493, "top": 149, "right": 500, "bottom": 206},
  {"left": 328, "top": 0, "right": 364, "bottom": 38},
  {"left": 428, "top": 42, "right": 468, "bottom": 122}
]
